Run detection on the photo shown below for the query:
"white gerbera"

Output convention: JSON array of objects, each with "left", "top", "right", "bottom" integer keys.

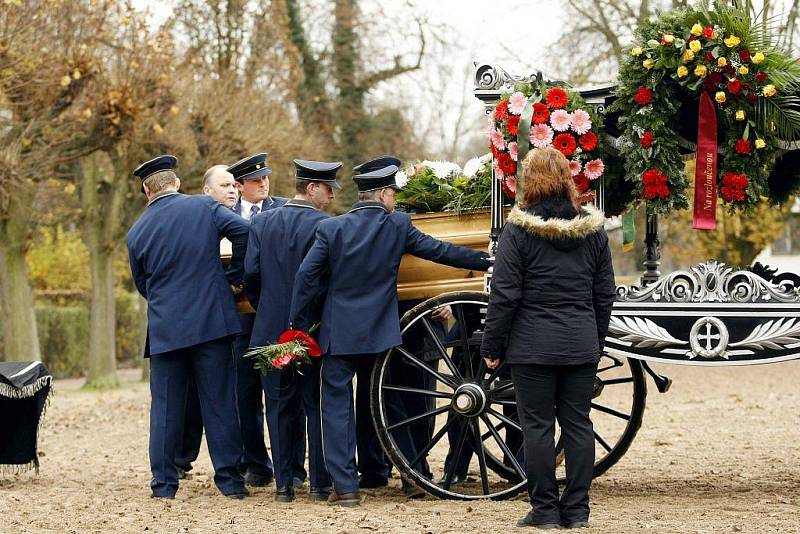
[
  {"left": 421, "top": 160, "right": 462, "bottom": 179},
  {"left": 463, "top": 153, "right": 492, "bottom": 177},
  {"left": 395, "top": 170, "right": 409, "bottom": 188}
]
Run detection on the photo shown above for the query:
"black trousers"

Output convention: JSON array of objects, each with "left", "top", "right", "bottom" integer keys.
[{"left": 510, "top": 362, "right": 597, "bottom": 525}]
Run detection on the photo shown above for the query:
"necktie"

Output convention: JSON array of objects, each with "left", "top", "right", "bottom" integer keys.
[{"left": 250, "top": 204, "right": 260, "bottom": 219}]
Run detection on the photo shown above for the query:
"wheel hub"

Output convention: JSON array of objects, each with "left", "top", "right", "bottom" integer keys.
[{"left": 451, "top": 383, "right": 487, "bottom": 416}]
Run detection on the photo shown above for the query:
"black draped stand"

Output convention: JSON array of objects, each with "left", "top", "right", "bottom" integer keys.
[{"left": 0, "top": 361, "right": 53, "bottom": 474}]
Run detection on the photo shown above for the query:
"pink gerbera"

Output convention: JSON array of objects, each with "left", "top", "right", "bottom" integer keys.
[
  {"left": 550, "top": 109, "right": 571, "bottom": 132},
  {"left": 568, "top": 160, "right": 582, "bottom": 176},
  {"left": 504, "top": 174, "right": 517, "bottom": 194},
  {"left": 584, "top": 158, "right": 605, "bottom": 180},
  {"left": 489, "top": 128, "right": 506, "bottom": 150},
  {"left": 530, "top": 123, "right": 554, "bottom": 148},
  {"left": 570, "top": 109, "right": 592, "bottom": 135},
  {"left": 508, "top": 91, "right": 528, "bottom": 115},
  {"left": 508, "top": 141, "right": 519, "bottom": 162},
  {"left": 492, "top": 159, "right": 504, "bottom": 179}
]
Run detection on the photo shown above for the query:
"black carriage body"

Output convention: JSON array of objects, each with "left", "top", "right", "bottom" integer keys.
[{"left": 607, "top": 261, "right": 800, "bottom": 366}]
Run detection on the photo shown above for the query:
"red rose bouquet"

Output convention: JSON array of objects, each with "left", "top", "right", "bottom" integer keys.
[{"left": 246, "top": 327, "right": 322, "bottom": 374}]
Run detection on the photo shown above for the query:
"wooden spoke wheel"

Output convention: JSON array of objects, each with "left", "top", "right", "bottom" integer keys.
[{"left": 370, "top": 291, "right": 647, "bottom": 500}]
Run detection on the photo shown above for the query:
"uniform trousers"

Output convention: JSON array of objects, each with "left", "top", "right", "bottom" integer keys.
[
  {"left": 149, "top": 336, "right": 245, "bottom": 497},
  {"left": 263, "top": 361, "right": 329, "bottom": 489},
  {"left": 510, "top": 362, "right": 597, "bottom": 525},
  {"left": 321, "top": 353, "right": 382, "bottom": 494},
  {"left": 174, "top": 373, "right": 203, "bottom": 472},
  {"left": 355, "top": 357, "right": 390, "bottom": 481},
  {"left": 234, "top": 331, "right": 274, "bottom": 478}
]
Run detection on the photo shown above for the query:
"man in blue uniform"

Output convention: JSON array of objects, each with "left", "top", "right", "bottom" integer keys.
[
  {"left": 127, "top": 155, "right": 248, "bottom": 499},
  {"left": 289, "top": 161, "right": 491, "bottom": 507},
  {"left": 226, "top": 153, "right": 286, "bottom": 487},
  {"left": 244, "top": 159, "right": 341, "bottom": 503}
]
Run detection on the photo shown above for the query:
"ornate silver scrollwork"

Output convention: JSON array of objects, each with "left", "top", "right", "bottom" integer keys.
[
  {"left": 608, "top": 316, "right": 685, "bottom": 348},
  {"left": 473, "top": 62, "right": 544, "bottom": 91},
  {"left": 688, "top": 317, "right": 729, "bottom": 359},
  {"left": 615, "top": 260, "right": 800, "bottom": 303},
  {"left": 730, "top": 318, "right": 800, "bottom": 350}
]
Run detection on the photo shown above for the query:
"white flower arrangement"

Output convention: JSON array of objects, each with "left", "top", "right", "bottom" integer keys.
[
  {"left": 421, "top": 160, "right": 462, "bottom": 180},
  {"left": 462, "top": 153, "right": 492, "bottom": 178}
]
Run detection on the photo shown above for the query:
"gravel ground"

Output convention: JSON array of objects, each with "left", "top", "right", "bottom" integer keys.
[{"left": 2, "top": 362, "right": 799, "bottom": 533}]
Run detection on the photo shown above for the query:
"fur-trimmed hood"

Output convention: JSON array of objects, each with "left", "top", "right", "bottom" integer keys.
[{"left": 506, "top": 199, "right": 605, "bottom": 249}]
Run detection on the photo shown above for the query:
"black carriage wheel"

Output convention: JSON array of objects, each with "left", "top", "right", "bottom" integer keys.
[{"left": 371, "top": 291, "right": 647, "bottom": 500}]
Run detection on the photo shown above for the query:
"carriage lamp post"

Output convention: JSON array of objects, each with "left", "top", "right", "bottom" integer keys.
[{"left": 642, "top": 214, "right": 661, "bottom": 285}]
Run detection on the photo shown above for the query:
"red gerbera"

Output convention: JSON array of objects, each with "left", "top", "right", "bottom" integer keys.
[
  {"left": 727, "top": 79, "right": 742, "bottom": 94},
  {"left": 573, "top": 172, "right": 590, "bottom": 193},
  {"left": 496, "top": 152, "right": 517, "bottom": 176},
  {"left": 578, "top": 131, "right": 598, "bottom": 151},
  {"left": 545, "top": 87, "right": 568, "bottom": 109},
  {"left": 755, "top": 71, "right": 768, "bottom": 83},
  {"left": 278, "top": 329, "right": 322, "bottom": 357},
  {"left": 735, "top": 139, "right": 751, "bottom": 154},
  {"left": 553, "top": 133, "right": 577, "bottom": 156},
  {"left": 532, "top": 102, "right": 550, "bottom": 124},
  {"left": 640, "top": 131, "right": 654, "bottom": 148},
  {"left": 506, "top": 114, "right": 521, "bottom": 136},
  {"left": 634, "top": 87, "right": 652, "bottom": 106},
  {"left": 495, "top": 100, "right": 509, "bottom": 121}
]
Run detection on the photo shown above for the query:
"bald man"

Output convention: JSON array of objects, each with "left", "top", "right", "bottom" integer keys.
[{"left": 203, "top": 165, "right": 239, "bottom": 208}]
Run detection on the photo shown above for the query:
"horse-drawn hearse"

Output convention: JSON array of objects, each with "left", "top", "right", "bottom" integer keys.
[{"left": 364, "top": 56, "right": 800, "bottom": 500}]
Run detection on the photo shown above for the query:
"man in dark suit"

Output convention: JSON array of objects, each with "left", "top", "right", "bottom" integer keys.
[
  {"left": 226, "top": 153, "right": 286, "bottom": 487},
  {"left": 244, "top": 159, "right": 341, "bottom": 503},
  {"left": 127, "top": 155, "right": 248, "bottom": 499},
  {"left": 289, "top": 160, "right": 491, "bottom": 507}
]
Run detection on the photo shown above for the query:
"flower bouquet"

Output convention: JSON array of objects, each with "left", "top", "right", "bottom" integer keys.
[
  {"left": 245, "top": 328, "right": 322, "bottom": 374},
  {"left": 489, "top": 83, "right": 606, "bottom": 204}
]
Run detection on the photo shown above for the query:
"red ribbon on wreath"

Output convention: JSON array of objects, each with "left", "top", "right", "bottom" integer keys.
[{"left": 692, "top": 91, "right": 718, "bottom": 230}]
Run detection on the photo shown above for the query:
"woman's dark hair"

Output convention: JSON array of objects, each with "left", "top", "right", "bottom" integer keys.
[{"left": 519, "top": 146, "right": 578, "bottom": 209}]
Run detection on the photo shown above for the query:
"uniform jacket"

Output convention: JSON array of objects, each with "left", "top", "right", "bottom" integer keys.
[
  {"left": 232, "top": 195, "right": 287, "bottom": 217},
  {"left": 127, "top": 193, "right": 249, "bottom": 356},
  {"left": 231, "top": 195, "right": 285, "bottom": 334},
  {"left": 290, "top": 200, "right": 491, "bottom": 355},
  {"left": 244, "top": 199, "right": 330, "bottom": 347},
  {"left": 480, "top": 198, "right": 615, "bottom": 365}
]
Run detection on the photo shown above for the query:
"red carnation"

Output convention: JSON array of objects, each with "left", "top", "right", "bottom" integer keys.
[
  {"left": 727, "top": 78, "right": 742, "bottom": 94},
  {"left": 545, "top": 87, "right": 568, "bottom": 109},
  {"left": 278, "top": 329, "right": 322, "bottom": 358},
  {"left": 634, "top": 87, "right": 653, "bottom": 106},
  {"left": 506, "top": 114, "right": 521, "bottom": 136},
  {"left": 721, "top": 172, "right": 748, "bottom": 202},
  {"left": 705, "top": 51, "right": 715, "bottom": 63},
  {"left": 739, "top": 49, "right": 751, "bottom": 63},
  {"left": 496, "top": 152, "right": 517, "bottom": 176},
  {"left": 735, "top": 139, "right": 751, "bottom": 154},
  {"left": 702, "top": 26, "right": 715, "bottom": 39},
  {"left": 495, "top": 100, "right": 509, "bottom": 121},
  {"left": 578, "top": 131, "right": 598, "bottom": 151},
  {"left": 755, "top": 71, "right": 768, "bottom": 83},
  {"left": 642, "top": 168, "right": 670, "bottom": 200},
  {"left": 640, "top": 131, "right": 654, "bottom": 148},
  {"left": 553, "top": 133, "right": 577, "bottom": 156},
  {"left": 573, "top": 173, "right": 590, "bottom": 193},
  {"left": 532, "top": 102, "right": 550, "bottom": 124}
]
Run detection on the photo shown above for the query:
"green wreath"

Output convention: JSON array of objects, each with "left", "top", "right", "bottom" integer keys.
[{"left": 610, "top": 6, "right": 800, "bottom": 216}]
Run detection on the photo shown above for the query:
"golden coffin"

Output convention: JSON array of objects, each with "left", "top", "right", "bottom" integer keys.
[{"left": 224, "top": 209, "right": 493, "bottom": 312}]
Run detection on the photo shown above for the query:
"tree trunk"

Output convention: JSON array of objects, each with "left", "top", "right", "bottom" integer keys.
[
  {"left": 0, "top": 183, "right": 40, "bottom": 363},
  {"left": 0, "top": 238, "right": 41, "bottom": 363},
  {"left": 79, "top": 154, "right": 120, "bottom": 388}
]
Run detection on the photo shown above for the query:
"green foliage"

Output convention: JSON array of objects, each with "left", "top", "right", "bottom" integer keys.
[
  {"left": 35, "top": 305, "right": 89, "bottom": 378},
  {"left": 396, "top": 158, "right": 501, "bottom": 214}
]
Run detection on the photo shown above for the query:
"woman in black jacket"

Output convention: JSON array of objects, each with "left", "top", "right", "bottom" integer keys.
[{"left": 481, "top": 146, "right": 615, "bottom": 529}]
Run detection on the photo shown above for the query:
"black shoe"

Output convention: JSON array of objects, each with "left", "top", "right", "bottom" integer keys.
[
  {"left": 150, "top": 494, "right": 175, "bottom": 500},
  {"left": 244, "top": 471, "right": 274, "bottom": 487},
  {"left": 402, "top": 484, "right": 426, "bottom": 499},
  {"left": 274, "top": 486, "right": 295, "bottom": 503},
  {"left": 327, "top": 491, "right": 361, "bottom": 507},
  {"left": 292, "top": 476, "right": 305, "bottom": 489},
  {"left": 358, "top": 474, "right": 388, "bottom": 489},
  {"left": 562, "top": 521, "right": 589, "bottom": 529},
  {"left": 435, "top": 472, "right": 467, "bottom": 486},
  {"left": 516, "top": 511, "right": 561, "bottom": 529},
  {"left": 309, "top": 486, "right": 332, "bottom": 502},
  {"left": 176, "top": 467, "right": 187, "bottom": 480},
  {"left": 225, "top": 489, "right": 250, "bottom": 500}
]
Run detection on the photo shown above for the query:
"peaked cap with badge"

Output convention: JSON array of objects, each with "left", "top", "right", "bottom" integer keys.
[
  {"left": 352, "top": 155, "right": 402, "bottom": 175},
  {"left": 133, "top": 155, "right": 178, "bottom": 192},
  {"left": 228, "top": 152, "right": 272, "bottom": 182},
  {"left": 294, "top": 159, "right": 343, "bottom": 190},
  {"left": 352, "top": 164, "right": 401, "bottom": 192}
]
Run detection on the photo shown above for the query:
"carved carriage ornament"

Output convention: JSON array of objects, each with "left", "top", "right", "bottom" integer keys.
[{"left": 606, "top": 261, "right": 800, "bottom": 365}]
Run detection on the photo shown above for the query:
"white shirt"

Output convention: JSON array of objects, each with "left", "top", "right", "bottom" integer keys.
[{"left": 239, "top": 198, "right": 264, "bottom": 221}]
